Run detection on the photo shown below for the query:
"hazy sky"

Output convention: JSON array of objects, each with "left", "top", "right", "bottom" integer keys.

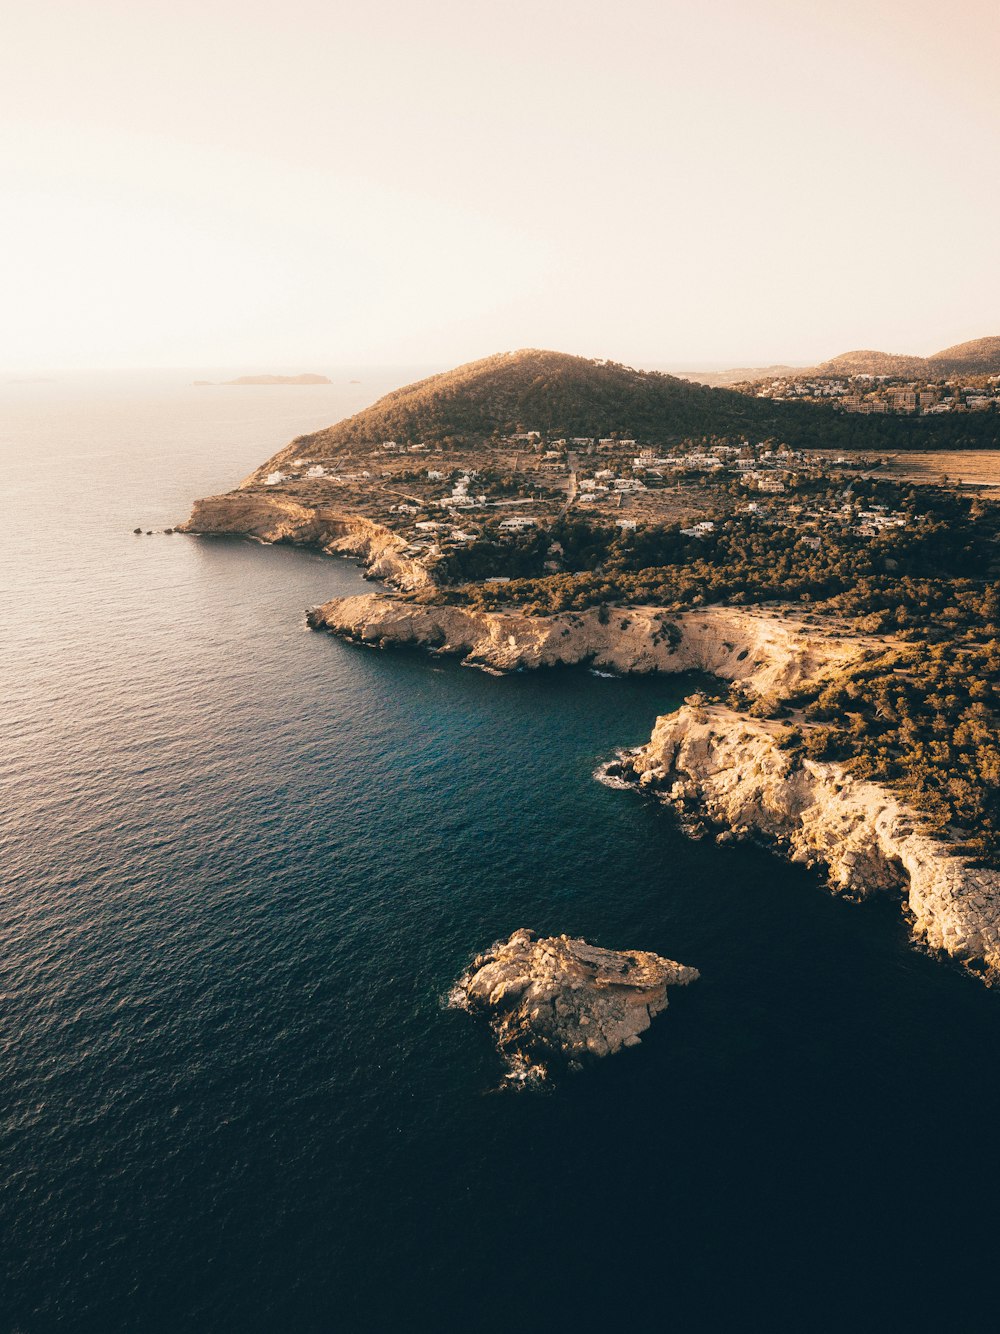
[{"left": 3, "top": 0, "right": 999, "bottom": 372}]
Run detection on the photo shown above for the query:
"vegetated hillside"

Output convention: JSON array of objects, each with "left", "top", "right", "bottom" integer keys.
[
  {"left": 287, "top": 349, "right": 1000, "bottom": 458},
  {"left": 293, "top": 350, "right": 790, "bottom": 450},
  {"left": 816, "top": 350, "right": 929, "bottom": 377},
  {"left": 816, "top": 335, "right": 1000, "bottom": 379},
  {"left": 929, "top": 337, "right": 1000, "bottom": 374}
]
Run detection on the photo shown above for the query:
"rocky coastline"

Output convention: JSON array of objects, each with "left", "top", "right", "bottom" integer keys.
[
  {"left": 311, "top": 590, "right": 1000, "bottom": 981},
  {"left": 307, "top": 591, "right": 867, "bottom": 689},
  {"left": 180, "top": 491, "right": 1000, "bottom": 983},
  {"left": 179, "top": 493, "right": 433, "bottom": 592},
  {"left": 609, "top": 706, "right": 1000, "bottom": 979}
]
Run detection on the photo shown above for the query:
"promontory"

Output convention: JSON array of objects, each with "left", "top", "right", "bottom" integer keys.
[{"left": 181, "top": 347, "right": 1000, "bottom": 982}]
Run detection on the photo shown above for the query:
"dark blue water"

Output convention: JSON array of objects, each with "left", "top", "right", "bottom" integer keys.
[{"left": 3, "top": 373, "right": 1000, "bottom": 1332}]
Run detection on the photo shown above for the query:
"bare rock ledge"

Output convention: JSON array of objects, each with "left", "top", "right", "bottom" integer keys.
[
  {"left": 308, "top": 592, "right": 866, "bottom": 690},
  {"left": 179, "top": 494, "right": 433, "bottom": 592},
  {"left": 452, "top": 929, "right": 699, "bottom": 1078},
  {"left": 317, "top": 594, "right": 1000, "bottom": 983},
  {"left": 621, "top": 705, "right": 1000, "bottom": 980}
]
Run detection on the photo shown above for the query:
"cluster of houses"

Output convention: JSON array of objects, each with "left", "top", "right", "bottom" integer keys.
[
  {"left": 742, "top": 496, "right": 911, "bottom": 541},
  {"left": 264, "top": 461, "right": 371, "bottom": 486},
  {"left": 839, "top": 388, "right": 999, "bottom": 415},
  {"left": 572, "top": 442, "right": 815, "bottom": 500},
  {"left": 750, "top": 374, "right": 1000, "bottom": 415}
]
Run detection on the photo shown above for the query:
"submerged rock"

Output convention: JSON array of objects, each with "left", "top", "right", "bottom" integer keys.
[{"left": 452, "top": 929, "right": 698, "bottom": 1076}]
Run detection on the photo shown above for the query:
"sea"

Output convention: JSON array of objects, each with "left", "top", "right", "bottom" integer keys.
[{"left": 3, "top": 370, "right": 1000, "bottom": 1333}]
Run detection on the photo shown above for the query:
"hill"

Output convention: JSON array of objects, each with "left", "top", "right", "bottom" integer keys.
[
  {"left": 815, "top": 349, "right": 929, "bottom": 377},
  {"left": 285, "top": 349, "right": 999, "bottom": 458},
  {"left": 292, "top": 350, "right": 785, "bottom": 450},
  {"left": 803, "top": 334, "right": 1000, "bottom": 379},
  {"left": 929, "top": 337, "right": 1000, "bottom": 374},
  {"left": 676, "top": 364, "right": 807, "bottom": 388},
  {"left": 678, "top": 334, "right": 1000, "bottom": 384}
]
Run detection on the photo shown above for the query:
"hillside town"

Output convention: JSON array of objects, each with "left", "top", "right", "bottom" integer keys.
[
  {"left": 740, "top": 372, "right": 1000, "bottom": 415},
  {"left": 249, "top": 427, "right": 943, "bottom": 573}
]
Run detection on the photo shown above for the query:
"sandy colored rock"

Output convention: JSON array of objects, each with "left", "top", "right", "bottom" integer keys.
[
  {"left": 179, "top": 494, "right": 433, "bottom": 591},
  {"left": 309, "top": 593, "right": 866, "bottom": 691},
  {"left": 623, "top": 705, "right": 1000, "bottom": 979},
  {"left": 452, "top": 929, "right": 699, "bottom": 1077}
]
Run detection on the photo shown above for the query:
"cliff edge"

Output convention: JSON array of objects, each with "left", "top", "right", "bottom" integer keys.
[
  {"left": 178, "top": 493, "right": 433, "bottom": 592},
  {"left": 311, "top": 591, "right": 1000, "bottom": 980},
  {"left": 308, "top": 593, "right": 867, "bottom": 693},
  {"left": 618, "top": 706, "right": 1000, "bottom": 978}
]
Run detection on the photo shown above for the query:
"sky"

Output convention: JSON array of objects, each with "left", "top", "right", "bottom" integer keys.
[{"left": 3, "top": 0, "right": 999, "bottom": 373}]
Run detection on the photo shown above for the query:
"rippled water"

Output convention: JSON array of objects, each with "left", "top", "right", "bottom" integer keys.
[{"left": 3, "top": 373, "right": 1000, "bottom": 1332}]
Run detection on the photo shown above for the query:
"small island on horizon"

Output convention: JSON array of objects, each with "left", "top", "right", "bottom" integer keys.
[{"left": 193, "top": 373, "right": 332, "bottom": 386}]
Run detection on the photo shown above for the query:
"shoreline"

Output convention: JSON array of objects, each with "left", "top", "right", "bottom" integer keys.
[{"left": 180, "top": 493, "right": 1000, "bottom": 983}]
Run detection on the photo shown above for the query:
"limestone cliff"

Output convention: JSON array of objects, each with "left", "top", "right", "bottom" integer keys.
[
  {"left": 308, "top": 592, "right": 868, "bottom": 692},
  {"left": 619, "top": 705, "right": 1000, "bottom": 978},
  {"left": 179, "top": 493, "right": 433, "bottom": 592},
  {"left": 312, "top": 591, "right": 1000, "bottom": 980}
]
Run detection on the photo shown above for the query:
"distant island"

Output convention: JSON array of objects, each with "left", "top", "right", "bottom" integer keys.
[
  {"left": 181, "top": 343, "right": 1000, "bottom": 987},
  {"left": 193, "top": 373, "right": 332, "bottom": 386}
]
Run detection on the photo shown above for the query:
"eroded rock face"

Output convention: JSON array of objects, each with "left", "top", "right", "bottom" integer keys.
[
  {"left": 179, "top": 495, "right": 433, "bottom": 591},
  {"left": 310, "top": 593, "right": 867, "bottom": 692},
  {"left": 622, "top": 704, "right": 1000, "bottom": 980},
  {"left": 452, "top": 929, "right": 699, "bottom": 1079}
]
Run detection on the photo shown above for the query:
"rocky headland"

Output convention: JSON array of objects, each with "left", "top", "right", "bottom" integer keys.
[
  {"left": 307, "top": 592, "right": 865, "bottom": 690},
  {"left": 179, "top": 493, "right": 433, "bottom": 591},
  {"left": 451, "top": 929, "right": 699, "bottom": 1078},
  {"left": 178, "top": 353, "right": 1000, "bottom": 988},
  {"left": 311, "top": 591, "right": 1000, "bottom": 981},
  {"left": 613, "top": 706, "right": 1000, "bottom": 978}
]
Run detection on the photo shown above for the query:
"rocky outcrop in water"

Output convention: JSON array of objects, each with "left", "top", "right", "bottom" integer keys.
[{"left": 452, "top": 929, "right": 699, "bottom": 1077}]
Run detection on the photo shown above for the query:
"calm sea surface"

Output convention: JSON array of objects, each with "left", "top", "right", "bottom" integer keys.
[{"left": 2, "top": 371, "right": 1000, "bottom": 1332}]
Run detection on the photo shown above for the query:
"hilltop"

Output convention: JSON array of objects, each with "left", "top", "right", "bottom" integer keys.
[
  {"left": 802, "top": 334, "right": 1000, "bottom": 379},
  {"left": 281, "top": 348, "right": 996, "bottom": 459},
  {"left": 816, "top": 349, "right": 928, "bottom": 377},
  {"left": 289, "top": 350, "right": 781, "bottom": 452},
  {"left": 929, "top": 336, "right": 1000, "bottom": 374},
  {"left": 277, "top": 348, "right": 998, "bottom": 462}
]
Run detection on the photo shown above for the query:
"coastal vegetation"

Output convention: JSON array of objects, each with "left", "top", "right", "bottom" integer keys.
[
  {"left": 773, "top": 640, "right": 1000, "bottom": 863},
  {"left": 429, "top": 478, "right": 999, "bottom": 613},
  {"left": 193, "top": 347, "right": 1000, "bottom": 867},
  {"left": 426, "top": 480, "right": 1000, "bottom": 863}
]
